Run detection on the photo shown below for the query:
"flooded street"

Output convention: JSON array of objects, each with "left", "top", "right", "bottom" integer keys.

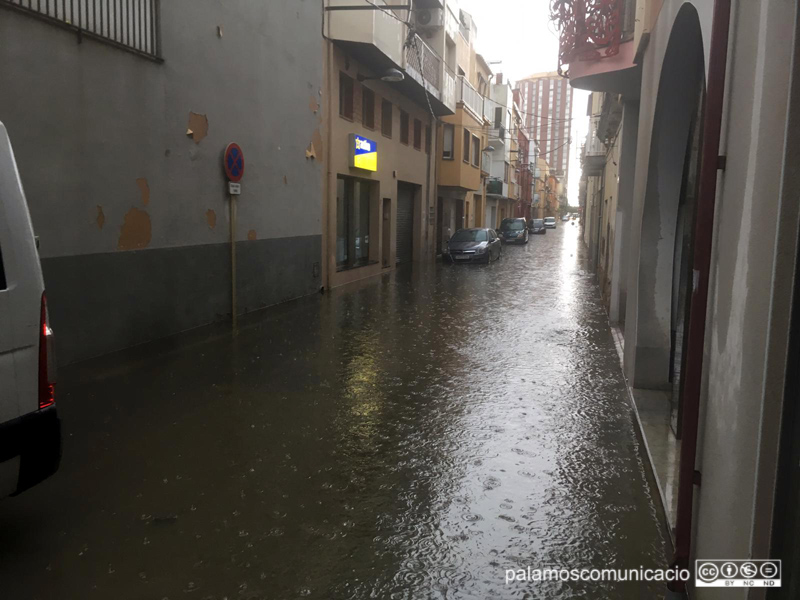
[{"left": 1, "top": 223, "right": 669, "bottom": 599}]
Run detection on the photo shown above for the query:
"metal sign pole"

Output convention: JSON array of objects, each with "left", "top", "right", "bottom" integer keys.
[
  {"left": 222, "top": 142, "right": 244, "bottom": 331},
  {"left": 230, "top": 191, "right": 237, "bottom": 330}
]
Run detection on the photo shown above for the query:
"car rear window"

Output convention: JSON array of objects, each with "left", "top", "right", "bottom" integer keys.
[
  {"left": 451, "top": 229, "right": 487, "bottom": 242},
  {"left": 502, "top": 220, "right": 525, "bottom": 230}
]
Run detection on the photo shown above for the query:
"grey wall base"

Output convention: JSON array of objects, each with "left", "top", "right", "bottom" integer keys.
[
  {"left": 42, "top": 235, "right": 322, "bottom": 365},
  {"left": 632, "top": 345, "right": 672, "bottom": 391}
]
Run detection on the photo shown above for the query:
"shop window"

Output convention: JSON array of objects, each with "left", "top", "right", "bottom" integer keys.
[
  {"left": 362, "top": 88, "right": 375, "bottom": 129},
  {"left": 381, "top": 100, "right": 392, "bottom": 137},
  {"left": 413, "top": 119, "right": 422, "bottom": 150},
  {"left": 463, "top": 129, "right": 470, "bottom": 162},
  {"left": 339, "top": 73, "right": 354, "bottom": 120},
  {"left": 443, "top": 124, "right": 454, "bottom": 159},
  {"left": 472, "top": 135, "right": 480, "bottom": 167},
  {"left": 336, "top": 177, "right": 372, "bottom": 270},
  {"left": 400, "top": 110, "right": 409, "bottom": 145}
]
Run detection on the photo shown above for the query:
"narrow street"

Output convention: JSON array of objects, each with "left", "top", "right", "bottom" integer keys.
[{"left": 1, "top": 223, "right": 669, "bottom": 599}]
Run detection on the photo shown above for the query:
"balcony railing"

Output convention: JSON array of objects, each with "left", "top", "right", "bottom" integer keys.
[
  {"left": 489, "top": 125, "right": 506, "bottom": 145},
  {"left": 585, "top": 116, "right": 605, "bottom": 156},
  {"left": 1, "top": 0, "right": 161, "bottom": 59},
  {"left": 487, "top": 179, "right": 504, "bottom": 195},
  {"left": 483, "top": 97, "right": 495, "bottom": 123},
  {"left": 457, "top": 76, "right": 483, "bottom": 118},
  {"left": 405, "top": 34, "right": 441, "bottom": 94},
  {"left": 550, "top": 0, "right": 630, "bottom": 77},
  {"left": 442, "top": 67, "right": 456, "bottom": 112},
  {"left": 458, "top": 20, "right": 470, "bottom": 41}
]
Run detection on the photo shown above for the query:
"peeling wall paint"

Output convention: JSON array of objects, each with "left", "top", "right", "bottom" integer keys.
[
  {"left": 312, "top": 128, "right": 323, "bottom": 161},
  {"left": 136, "top": 177, "right": 150, "bottom": 205},
  {"left": 306, "top": 128, "right": 323, "bottom": 161},
  {"left": 186, "top": 112, "right": 209, "bottom": 144},
  {"left": 2, "top": 1, "right": 324, "bottom": 364},
  {"left": 206, "top": 209, "right": 217, "bottom": 229},
  {"left": 309, "top": 96, "right": 320, "bottom": 114},
  {"left": 118, "top": 207, "right": 152, "bottom": 250},
  {"left": 247, "top": 230, "right": 257, "bottom": 241}
]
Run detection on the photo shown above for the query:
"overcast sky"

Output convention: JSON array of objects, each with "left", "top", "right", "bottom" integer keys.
[{"left": 458, "top": 0, "right": 588, "bottom": 207}]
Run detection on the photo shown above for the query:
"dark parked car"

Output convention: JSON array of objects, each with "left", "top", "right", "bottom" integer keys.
[
  {"left": 529, "top": 218, "right": 547, "bottom": 234},
  {"left": 544, "top": 216, "right": 557, "bottom": 229},
  {"left": 498, "top": 218, "right": 529, "bottom": 244},
  {"left": 445, "top": 228, "right": 502, "bottom": 264}
]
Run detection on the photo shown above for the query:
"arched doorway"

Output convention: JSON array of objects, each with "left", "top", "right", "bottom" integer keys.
[
  {"left": 633, "top": 4, "right": 705, "bottom": 438},
  {"left": 669, "top": 80, "right": 704, "bottom": 436}
]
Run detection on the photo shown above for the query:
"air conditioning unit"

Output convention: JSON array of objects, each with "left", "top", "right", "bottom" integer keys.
[{"left": 414, "top": 8, "right": 444, "bottom": 31}]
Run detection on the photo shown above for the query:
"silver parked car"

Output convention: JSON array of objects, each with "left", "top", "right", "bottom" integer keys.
[{"left": 446, "top": 228, "right": 502, "bottom": 264}]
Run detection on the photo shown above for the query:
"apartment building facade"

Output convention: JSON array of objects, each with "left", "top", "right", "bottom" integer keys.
[
  {"left": 436, "top": 6, "right": 489, "bottom": 252},
  {"left": 516, "top": 72, "right": 574, "bottom": 181},
  {"left": 0, "top": 0, "right": 324, "bottom": 364},
  {"left": 484, "top": 77, "right": 517, "bottom": 228},
  {"left": 513, "top": 88, "right": 534, "bottom": 222},
  {"left": 322, "top": 1, "right": 457, "bottom": 286}
]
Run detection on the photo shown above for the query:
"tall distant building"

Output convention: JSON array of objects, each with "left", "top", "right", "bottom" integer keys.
[{"left": 516, "top": 72, "right": 574, "bottom": 182}]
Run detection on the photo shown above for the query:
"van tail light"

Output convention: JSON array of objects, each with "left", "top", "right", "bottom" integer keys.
[{"left": 38, "top": 291, "right": 56, "bottom": 409}]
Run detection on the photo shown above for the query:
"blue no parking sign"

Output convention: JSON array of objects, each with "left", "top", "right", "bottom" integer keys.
[{"left": 223, "top": 143, "right": 244, "bottom": 182}]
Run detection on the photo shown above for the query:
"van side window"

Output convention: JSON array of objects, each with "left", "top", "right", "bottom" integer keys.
[{"left": 0, "top": 246, "right": 6, "bottom": 290}]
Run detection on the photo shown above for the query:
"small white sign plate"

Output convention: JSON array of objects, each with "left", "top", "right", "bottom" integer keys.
[{"left": 229, "top": 182, "right": 242, "bottom": 195}]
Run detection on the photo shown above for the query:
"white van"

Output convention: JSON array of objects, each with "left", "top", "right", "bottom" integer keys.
[{"left": 0, "top": 121, "right": 60, "bottom": 498}]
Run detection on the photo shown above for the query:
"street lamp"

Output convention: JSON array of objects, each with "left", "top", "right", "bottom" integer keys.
[{"left": 357, "top": 68, "right": 405, "bottom": 83}]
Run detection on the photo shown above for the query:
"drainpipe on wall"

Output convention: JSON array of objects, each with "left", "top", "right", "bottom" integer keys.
[
  {"left": 427, "top": 113, "right": 436, "bottom": 258},
  {"left": 322, "top": 1, "right": 334, "bottom": 291},
  {"left": 669, "top": 0, "right": 733, "bottom": 591}
]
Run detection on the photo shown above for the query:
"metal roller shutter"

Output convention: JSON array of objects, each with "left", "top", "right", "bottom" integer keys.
[{"left": 396, "top": 186, "right": 414, "bottom": 264}]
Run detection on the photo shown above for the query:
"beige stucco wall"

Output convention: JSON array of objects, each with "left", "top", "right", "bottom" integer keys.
[
  {"left": 598, "top": 123, "right": 621, "bottom": 304},
  {"left": 438, "top": 107, "right": 484, "bottom": 191},
  {"left": 323, "top": 46, "right": 437, "bottom": 290}
]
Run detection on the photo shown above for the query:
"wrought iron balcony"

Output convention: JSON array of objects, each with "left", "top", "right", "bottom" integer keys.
[{"left": 550, "top": 0, "right": 633, "bottom": 77}]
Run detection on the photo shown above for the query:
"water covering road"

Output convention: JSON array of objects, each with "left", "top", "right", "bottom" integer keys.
[{"left": 1, "top": 223, "right": 669, "bottom": 599}]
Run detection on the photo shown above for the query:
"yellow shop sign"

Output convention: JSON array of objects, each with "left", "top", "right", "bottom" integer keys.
[{"left": 349, "top": 134, "right": 378, "bottom": 172}]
